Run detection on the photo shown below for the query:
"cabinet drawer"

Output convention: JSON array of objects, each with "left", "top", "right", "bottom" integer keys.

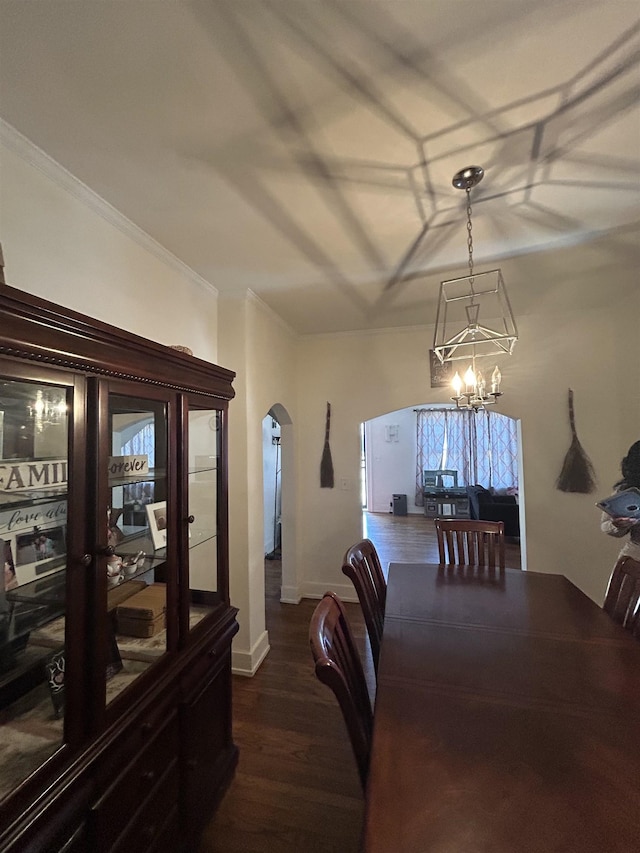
[
  {"left": 184, "top": 642, "right": 228, "bottom": 697},
  {"left": 95, "top": 688, "right": 178, "bottom": 788},
  {"left": 111, "top": 763, "right": 179, "bottom": 853},
  {"left": 91, "top": 714, "right": 179, "bottom": 852}
]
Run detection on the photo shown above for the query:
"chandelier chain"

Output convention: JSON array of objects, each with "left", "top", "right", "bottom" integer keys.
[{"left": 466, "top": 187, "right": 475, "bottom": 293}]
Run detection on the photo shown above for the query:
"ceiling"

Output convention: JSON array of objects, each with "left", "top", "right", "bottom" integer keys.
[{"left": 0, "top": 0, "right": 639, "bottom": 335}]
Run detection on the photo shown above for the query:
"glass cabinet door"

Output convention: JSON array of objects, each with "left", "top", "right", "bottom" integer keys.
[
  {"left": 101, "top": 391, "right": 170, "bottom": 708},
  {"left": 0, "top": 376, "right": 70, "bottom": 799},
  {"left": 186, "top": 407, "right": 224, "bottom": 633}
]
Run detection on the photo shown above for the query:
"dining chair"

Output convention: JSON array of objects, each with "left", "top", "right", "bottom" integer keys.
[
  {"left": 435, "top": 517, "right": 506, "bottom": 571},
  {"left": 342, "top": 539, "right": 386, "bottom": 673},
  {"left": 309, "top": 591, "right": 373, "bottom": 790},
  {"left": 603, "top": 555, "right": 640, "bottom": 638}
]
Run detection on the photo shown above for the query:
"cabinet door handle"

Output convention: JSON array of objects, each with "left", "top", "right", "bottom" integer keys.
[
  {"left": 188, "top": 515, "right": 195, "bottom": 524},
  {"left": 102, "top": 545, "right": 116, "bottom": 557},
  {"left": 80, "top": 554, "right": 93, "bottom": 567}
]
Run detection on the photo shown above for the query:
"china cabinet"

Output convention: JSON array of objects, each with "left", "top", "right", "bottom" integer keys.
[{"left": 0, "top": 283, "right": 238, "bottom": 852}]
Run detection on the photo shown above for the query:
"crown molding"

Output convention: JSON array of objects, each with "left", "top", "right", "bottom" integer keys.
[
  {"left": 246, "top": 289, "right": 298, "bottom": 338},
  {"left": 303, "top": 321, "right": 433, "bottom": 342},
  {"left": 0, "top": 118, "right": 217, "bottom": 295}
]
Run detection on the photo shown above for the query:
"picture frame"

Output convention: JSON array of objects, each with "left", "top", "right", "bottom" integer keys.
[
  {"left": 0, "top": 499, "right": 68, "bottom": 584},
  {"left": 429, "top": 349, "right": 455, "bottom": 388},
  {"left": 145, "top": 501, "right": 167, "bottom": 550},
  {"left": 14, "top": 524, "right": 66, "bottom": 579}
]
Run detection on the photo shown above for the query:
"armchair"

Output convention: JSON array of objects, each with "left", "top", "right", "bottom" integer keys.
[{"left": 466, "top": 485, "right": 520, "bottom": 539}]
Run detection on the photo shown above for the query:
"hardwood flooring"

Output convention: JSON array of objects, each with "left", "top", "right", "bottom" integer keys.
[
  {"left": 364, "top": 510, "right": 521, "bottom": 570},
  {"left": 198, "top": 513, "right": 520, "bottom": 852}
]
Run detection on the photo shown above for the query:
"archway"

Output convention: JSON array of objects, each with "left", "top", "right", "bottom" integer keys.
[
  {"left": 262, "top": 403, "right": 297, "bottom": 604},
  {"left": 362, "top": 404, "right": 526, "bottom": 569}
]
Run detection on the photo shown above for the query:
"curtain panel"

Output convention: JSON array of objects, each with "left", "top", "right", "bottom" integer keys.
[{"left": 415, "top": 409, "right": 518, "bottom": 505}]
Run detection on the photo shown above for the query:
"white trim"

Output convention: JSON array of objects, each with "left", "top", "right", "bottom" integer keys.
[
  {"left": 0, "top": 118, "right": 217, "bottom": 296},
  {"left": 247, "top": 289, "right": 298, "bottom": 338},
  {"left": 303, "top": 322, "right": 433, "bottom": 342},
  {"left": 280, "top": 584, "right": 302, "bottom": 604},
  {"left": 298, "top": 581, "right": 359, "bottom": 602},
  {"left": 231, "top": 629, "right": 270, "bottom": 677}
]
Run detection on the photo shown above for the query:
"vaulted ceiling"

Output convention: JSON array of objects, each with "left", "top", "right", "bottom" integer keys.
[{"left": 1, "top": 0, "right": 638, "bottom": 334}]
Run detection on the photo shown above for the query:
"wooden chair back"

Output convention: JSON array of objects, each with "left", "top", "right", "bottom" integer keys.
[
  {"left": 435, "top": 518, "right": 506, "bottom": 571},
  {"left": 309, "top": 592, "right": 373, "bottom": 790},
  {"left": 342, "top": 539, "right": 386, "bottom": 673},
  {"left": 603, "top": 556, "right": 640, "bottom": 638}
]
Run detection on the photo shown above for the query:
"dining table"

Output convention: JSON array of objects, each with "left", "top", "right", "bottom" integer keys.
[{"left": 362, "top": 563, "right": 640, "bottom": 853}]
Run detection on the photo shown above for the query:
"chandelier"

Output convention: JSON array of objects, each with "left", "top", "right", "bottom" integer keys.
[
  {"left": 451, "top": 357, "right": 502, "bottom": 412},
  {"left": 28, "top": 388, "right": 67, "bottom": 432},
  {"left": 433, "top": 166, "right": 518, "bottom": 411}
]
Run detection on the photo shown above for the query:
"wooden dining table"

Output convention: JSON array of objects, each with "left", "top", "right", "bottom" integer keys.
[{"left": 363, "top": 563, "right": 640, "bottom": 853}]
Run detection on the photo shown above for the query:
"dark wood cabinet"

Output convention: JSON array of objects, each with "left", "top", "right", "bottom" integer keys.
[{"left": 0, "top": 284, "right": 238, "bottom": 852}]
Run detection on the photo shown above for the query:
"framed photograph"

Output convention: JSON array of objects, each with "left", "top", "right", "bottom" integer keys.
[
  {"left": 429, "top": 349, "right": 454, "bottom": 388},
  {"left": 146, "top": 501, "right": 167, "bottom": 550},
  {"left": 15, "top": 524, "right": 66, "bottom": 579},
  {"left": 2, "top": 537, "right": 18, "bottom": 592},
  {"left": 0, "top": 499, "right": 68, "bottom": 584}
]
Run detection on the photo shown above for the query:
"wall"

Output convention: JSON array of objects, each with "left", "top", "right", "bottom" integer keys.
[
  {"left": 366, "top": 407, "right": 422, "bottom": 514},
  {"left": 218, "top": 291, "right": 298, "bottom": 675},
  {"left": 294, "top": 263, "right": 638, "bottom": 606},
  {"left": 0, "top": 126, "right": 219, "bottom": 363}
]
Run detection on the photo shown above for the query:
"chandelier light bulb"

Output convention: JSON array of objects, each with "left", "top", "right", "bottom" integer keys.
[
  {"left": 464, "top": 365, "right": 476, "bottom": 392},
  {"left": 491, "top": 365, "right": 502, "bottom": 394},
  {"left": 451, "top": 371, "right": 463, "bottom": 395},
  {"left": 34, "top": 390, "right": 45, "bottom": 417}
]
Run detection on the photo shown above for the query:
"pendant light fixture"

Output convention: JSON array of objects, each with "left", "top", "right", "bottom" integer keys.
[{"left": 432, "top": 166, "right": 518, "bottom": 411}]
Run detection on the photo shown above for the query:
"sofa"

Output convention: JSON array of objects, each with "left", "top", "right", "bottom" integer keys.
[{"left": 466, "top": 484, "right": 520, "bottom": 539}]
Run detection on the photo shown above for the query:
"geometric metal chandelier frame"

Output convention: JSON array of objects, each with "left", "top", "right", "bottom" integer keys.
[
  {"left": 432, "top": 165, "right": 518, "bottom": 366},
  {"left": 433, "top": 267, "right": 518, "bottom": 364}
]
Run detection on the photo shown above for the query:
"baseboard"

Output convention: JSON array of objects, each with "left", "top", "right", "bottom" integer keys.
[
  {"left": 280, "top": 585, "right": 302, "bottom": 604},
  {"left": 231, "top": 629, "right": 270, "bottom": 677},
  {"left": 298, "top": 580, "right": 358, "bottom": 602}
]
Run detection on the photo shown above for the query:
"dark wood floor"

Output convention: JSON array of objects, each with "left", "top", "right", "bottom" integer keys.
[{"left": 198, "top": 513, "right": 520, "bottom": 852}]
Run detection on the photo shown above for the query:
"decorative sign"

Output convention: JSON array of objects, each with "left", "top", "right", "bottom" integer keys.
[
  {"left": 0, "top": 499, "right": 67, "bottom": 537},
  {"left": 0, "top": 459, "right": 68, "bottom": 493},
  {"left": 107, "top": 454, "right": 148, "bottom": 478},
  {"left": 429, "top": 349, "right": 455, "bottom": 389}
]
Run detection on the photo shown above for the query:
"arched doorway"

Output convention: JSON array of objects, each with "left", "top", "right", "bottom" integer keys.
[
  {"left": 262, "top": 403, "right": 297, "bottom": 606},
  {"left": 362, "top": 404, "right": 526, "bottom": 569}
]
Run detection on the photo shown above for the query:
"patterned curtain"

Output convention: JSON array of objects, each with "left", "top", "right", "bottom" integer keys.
[
  {"left": 443, "top": 410, "right": 477, "bottom": 486},
  {"left": 485, "top": 411, "right": 519, "bottom": 490},
  {"left": 415, "top": 410, "right": 447, "bottom": 505},
  {"left": 415, "top": 409, "right": 518, "bottom": 500}
]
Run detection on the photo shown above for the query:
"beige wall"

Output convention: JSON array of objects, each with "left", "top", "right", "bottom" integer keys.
[
  {"left": 0, "top": 132, "right": 219, "bottom": 362},
  {"left": 218, "top": 291, "right": 298, "bottom": 674},
  {"left": 293, "top": 281, "right": 637, "bottom": 606}
]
